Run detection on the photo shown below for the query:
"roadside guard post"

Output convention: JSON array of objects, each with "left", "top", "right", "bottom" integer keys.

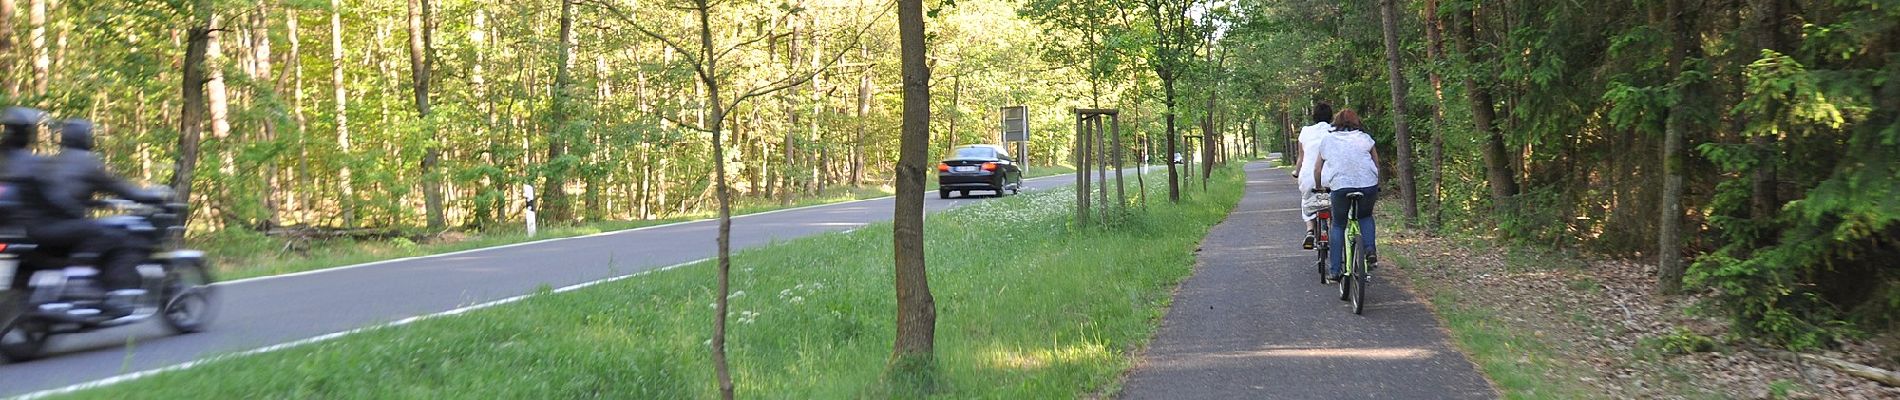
[
  {"left": 1000, "top": 106, "right": 1030, "bottom": 173},
  {"left": 523, "top": 184, "right": 538, "bottom": 237}
]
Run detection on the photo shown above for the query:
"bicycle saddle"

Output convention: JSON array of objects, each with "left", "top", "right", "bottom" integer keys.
[{"left": 1345, "top": 192, "right": 1365, "bottom": 199}]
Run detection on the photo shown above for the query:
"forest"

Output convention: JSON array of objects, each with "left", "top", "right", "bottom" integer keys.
[
  {"left": 1220, "top": 0, "right": 1896, "bottom": 350},
  {"left": 0, "top": 0, "right": 1892, "bottom": 354}
]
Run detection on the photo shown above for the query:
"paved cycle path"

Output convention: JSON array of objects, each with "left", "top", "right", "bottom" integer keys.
[{"left": 1119, "top": 161, "right": 1496, "bottom": 399}]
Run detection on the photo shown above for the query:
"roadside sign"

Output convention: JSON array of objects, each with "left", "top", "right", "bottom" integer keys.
[{"left": 1001, "top": 106, "right": 1028, "bottom": 142}]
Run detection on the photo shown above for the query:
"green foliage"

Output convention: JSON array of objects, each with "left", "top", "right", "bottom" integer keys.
[
  {"left": 1640, "top": 327, "right": 1719, "bottom": 355},
  {"left": 1686, "top": 3, "right": 1900, "bottom": 348}
]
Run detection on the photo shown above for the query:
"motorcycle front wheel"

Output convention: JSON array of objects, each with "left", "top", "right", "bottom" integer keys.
[{"left": 159, "top": 260, "right": 216, "bottom": 334}]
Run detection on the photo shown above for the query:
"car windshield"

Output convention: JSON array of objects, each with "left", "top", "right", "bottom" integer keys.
[{"left": 952, "top": 147, "right": 996, "bottom": 159}]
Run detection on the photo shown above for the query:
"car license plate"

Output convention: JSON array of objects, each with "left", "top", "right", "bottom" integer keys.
[
  {"left": 0, "top": 258, "right": 15, "bottom": 290},
  {"left": 954, "top": 166, "right": 976, "bottom": 172}
]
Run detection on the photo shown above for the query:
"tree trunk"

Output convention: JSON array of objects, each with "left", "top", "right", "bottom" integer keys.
[
  {"left": 1747, "top": 0, "right": 1786, "bottom": 224},
  {"left": 30, "top": 0, "right": 47, "bottom": 97},
  {"left": 329, "top": 0, "right": 355, "bottom": 228},
  {"left": 543, "top": 0, "right": 577, "bottom": 224},
  {"left": 854, "top": 43, "right": 869, "bottom": 187},
  {"left": 252, "top": 6, "right": 280, "bottom": 228},
  {"left": 1, "top": 0, "right": 16, "bottom": 98},
  {"left": 1162, "top": 75, "right": 1180, "bottom": 202},
  {"left": 207, "top": 13, "right": 233, "bottom": 227},
  {"left": 172, "top": 2, "right": 214, "bottom": 226},
  {"left": 1453, "top": 5, "right": 1519, "bottom": 207},
  {"left": 1657, "top": 0, "right": 1695, "bottom": 294},
  {"left": 891, "top": 0, "right": 937, "bottom": 376},
  {"left": 1380, "top": 0, "right": 1420, "bottom": 224},
  {"left": 1424, "top": 0, "right": 1449, "bottom": 228},
  {"left": 408, "top": 0, "right": 443, "bottom": 230}
]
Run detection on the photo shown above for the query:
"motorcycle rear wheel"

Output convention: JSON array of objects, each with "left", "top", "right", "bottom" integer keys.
[{"left": 1, "top": 294, "right": 49, "bottom": 362}]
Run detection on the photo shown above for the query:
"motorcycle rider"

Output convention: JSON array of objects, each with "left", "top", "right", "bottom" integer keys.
[{"left": 19, "top": 119, "right": 161, "bottom": 309}]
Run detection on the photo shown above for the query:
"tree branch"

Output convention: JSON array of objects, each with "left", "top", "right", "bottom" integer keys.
[
  {"left": 578, "top": 0, "right": 710, "bottom": 82},
  {"left": 723, "top": 0, "right": 894, "bottom": 113}
]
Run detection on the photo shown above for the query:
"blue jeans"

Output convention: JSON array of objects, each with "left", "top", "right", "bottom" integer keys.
[{"left": 1327, "top": 186, "right": 1379, "bottom": 276}]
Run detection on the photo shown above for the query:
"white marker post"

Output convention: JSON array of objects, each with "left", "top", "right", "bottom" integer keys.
[{"left": 523, "top": 184, "right": 538, "bottom": 237}]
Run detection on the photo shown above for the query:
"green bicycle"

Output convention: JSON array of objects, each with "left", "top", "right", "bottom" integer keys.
[{"left": 1335, "top": 192, "right": 1370, "bottom": 315}]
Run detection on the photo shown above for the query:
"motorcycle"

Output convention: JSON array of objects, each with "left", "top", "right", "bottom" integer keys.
[{"left": 0, "top": 198, "right": 216, "bottom": 362}]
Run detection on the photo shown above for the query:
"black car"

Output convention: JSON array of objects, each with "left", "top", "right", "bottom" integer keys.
[{"left": 937, "top": 144, "right": 1023, "bottom": 199}]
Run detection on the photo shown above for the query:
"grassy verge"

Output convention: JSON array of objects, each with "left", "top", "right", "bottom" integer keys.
[
  {"left": 199, "top": 165, "right": 1080, "bottom": 281},
  {"left": 66, "top": 165, "right": 1239, "bottom": 399}
]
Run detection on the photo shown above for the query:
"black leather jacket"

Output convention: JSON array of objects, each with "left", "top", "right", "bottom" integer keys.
[{"left": 19, "top": 136, "right": 152, "bottom": 223}]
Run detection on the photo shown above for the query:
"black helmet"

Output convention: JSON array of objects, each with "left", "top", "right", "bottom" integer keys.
[
  {"left": 59, "top": 119, "right": 94, "bottom": 150},
  {"left": 2, "top": 107, "right": 45, "bottom": 150}
]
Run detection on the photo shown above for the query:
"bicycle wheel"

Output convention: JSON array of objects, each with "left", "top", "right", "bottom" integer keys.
[
  {"left": 1339, "top": 226, "right": 1356, "bottom": 301},
  {"left": 1352, "top": 267, "right": 1368, "bottom": 315},
  {"left": 1315, "top": 219, "right": 1329, "bottom": 284}
]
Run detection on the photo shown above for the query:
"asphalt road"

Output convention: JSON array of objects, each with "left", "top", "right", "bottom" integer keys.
[
  {"left": 0, "top": 168, "right": 1142, "bottom": 398},
  {"left": 1119, "top": 161, "right": 1497, "bottom": 399}
]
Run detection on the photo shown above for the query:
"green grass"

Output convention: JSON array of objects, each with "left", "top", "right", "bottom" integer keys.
[
  {"left": 196, "top": 165, "right": 1083, "bottom": 281},
  {"left": 63, "top": 165, "right": 1241, "bottom": 399}
]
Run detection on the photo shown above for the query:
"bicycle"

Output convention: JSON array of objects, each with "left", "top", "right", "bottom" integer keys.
[
  {"left": 1335, "top": 191, "right": 1370, "bottom": 315},
  {"left": 1304, "top": 190, "right": 1331, "bottom": 285}
]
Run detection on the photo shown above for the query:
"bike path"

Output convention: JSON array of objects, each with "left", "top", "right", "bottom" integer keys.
[
  {"left": 1119, "top": 161, "right": 1496, "bottom": 399},
  {"left": 0, "top": 169, "right": 1140, "bottom": 398}
]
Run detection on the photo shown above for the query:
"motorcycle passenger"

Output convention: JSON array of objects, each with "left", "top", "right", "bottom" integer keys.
[
  {"left": 19, "top": 119, "right": 160, "bottom": 306},
  {"left": 1, "top": 107, "right": 47, "bottom": 290}
]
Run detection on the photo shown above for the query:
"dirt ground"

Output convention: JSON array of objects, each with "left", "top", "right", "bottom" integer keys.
[{"left": 1386, "top": 229, "right": 1900, "bottom": 400}]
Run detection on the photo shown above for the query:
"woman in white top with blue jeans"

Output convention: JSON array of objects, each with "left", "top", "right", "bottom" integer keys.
[{"left": 1312, "top": 109, "right": 1381, "bottom": 281}]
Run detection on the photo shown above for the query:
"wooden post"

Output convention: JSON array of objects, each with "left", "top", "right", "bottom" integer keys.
[
  {"left": 1094, "top": 115, "right": 1108, "bottom": 220},
  {"left": 1112, "top": 114, "right": 1125, "bottom": 213},
  {"left": 1074, "top": 113, "right": 1088, "bottom": 226}
]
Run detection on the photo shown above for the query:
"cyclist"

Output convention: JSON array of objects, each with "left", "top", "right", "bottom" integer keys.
[
  {"left": 1311, "top": 109, "right": 1380, "bottom": 282},
  {"left": 1291, "top": 102, "right": 1333, "bottom": 249}
]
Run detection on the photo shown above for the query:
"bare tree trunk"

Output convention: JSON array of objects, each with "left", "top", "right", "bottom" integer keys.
[
  {"left": 408, "top": 0, "right": 443, "bottom": 230},
  {"left": 290, "top": 12, "right": 311, "bottom": 225},
  {"left": 891, "top": 0, "right": 937, "bottom": 377},
  {"left": 1454, "top": 6, "right": 1519, "bottom": 207},
  {"left": 854, "top": 43, "right": 869, "bottom": 187},
  {"left": 679, "top": 2, "right": 739, "bottom": 397},
  {"left": 542, "top": 0, "right": 577, "bottom": 224},
  {"left": 1747, "top": 0, "right": 1786, "bottom": 224},
  {"left": 252, "top": 6, "right": 281, "bottom": 228},
  {"left": 1380, "top": 0, "right": 1420, "bottom": 224},
  {"left": 1424, "top": 0, "right": 1449, "bottom": 228},
  {"left": 30, "top": 0, "right": 47, "bottom": 97},
  {"left": 331, "top": 0, "right": 354, "bottom": 228},
  {"left": 1657, "top": 0, "right": 1695, "bottom": 294},
  {"left": 1163, "top": 76, "right": 1179, "bottom": 202},
  {"left": 173, "top": 16, "right": 212, "bottom": 227},
  {"left": 206, "top": 13, "right": 232, "bottom": 227},
  {"left": 1, "top": 1, "right": 15, "bottom": 99}
]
